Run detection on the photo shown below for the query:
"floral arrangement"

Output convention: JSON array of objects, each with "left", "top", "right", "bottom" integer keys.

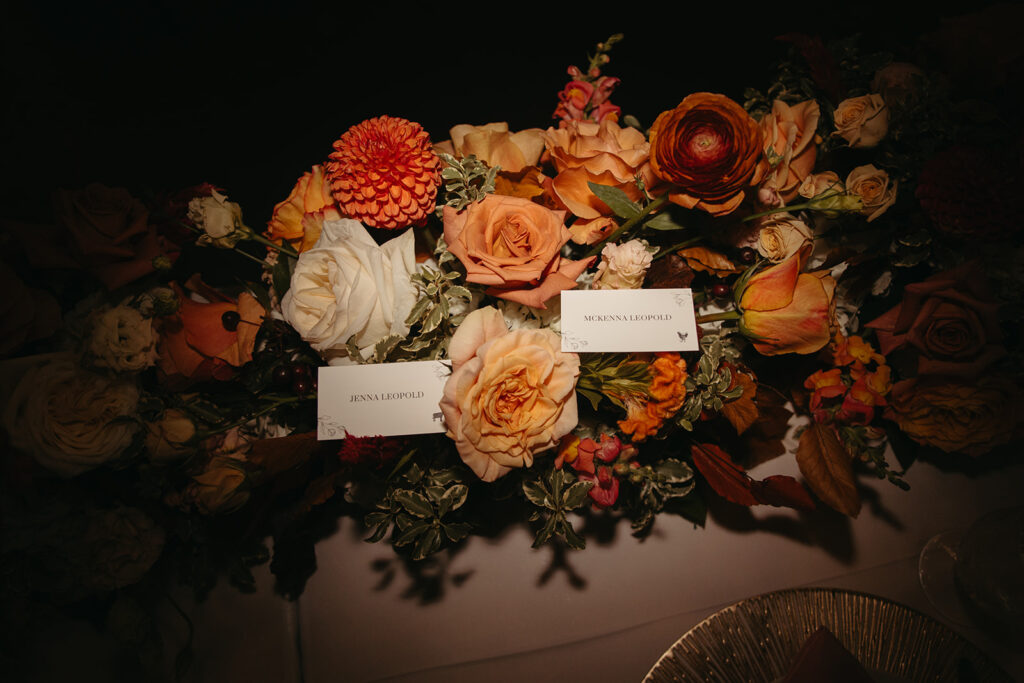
[{"left": 2, "top": 18, "right": 1022, "bottom": 673}]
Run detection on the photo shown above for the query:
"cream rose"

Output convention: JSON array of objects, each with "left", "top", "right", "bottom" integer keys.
[
  {"left": 592, "top": 239, "right": 653, "bottom": 289},
  {"left": 281, "top": 218, "right": 416, "bottom": 360},
  {"left": 436, "top": 122, "right": 546, "bottom": 173},
  {"left": 145, "top": 408, "right": 196, "bottom": 463},
  {"left": 440, "top": 307, "right": 580, "bottom": 481},
  {"left": 88, "top": 305, "right": 158, "bottom": 372},
  {"left": 3, "top": 354, "right": 140, "bottom": 477},
  {"left": 760, "top": 99, "right": 821, "bottom": 200},
  {"left": 756, "top": 214, "right": 813, "bottom": 262},
  {"left": 846, "top": 165, "right": 898, "bottom": 221},
  {"left": 188, "top": 190, "right": 250, "bottom": 248},
  {"left": 833, "top": 94, "right": 889, "bottom": 148}
]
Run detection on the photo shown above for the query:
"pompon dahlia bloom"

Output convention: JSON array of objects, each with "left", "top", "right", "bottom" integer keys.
[
  {"left": 325, "top": 116, "right": 441, "bottom": 230},
  {"left": 649, "top": 93, "right": 765, "bottom": 216}
]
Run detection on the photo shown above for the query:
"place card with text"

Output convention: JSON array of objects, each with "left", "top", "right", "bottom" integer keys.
[
  {"left": 317, "top": 360, "right": 451, "bottom": 439},
  {"left": 560, "top": 288, "right": 700, "bottom": 353}
]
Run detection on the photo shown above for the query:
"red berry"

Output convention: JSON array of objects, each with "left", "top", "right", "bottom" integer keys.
[
  {"left": 739, "top": 247, "right": 757, "bottom": 264},
  {"left": 711, "top": 283, "right": 730, "bottom": 298}
]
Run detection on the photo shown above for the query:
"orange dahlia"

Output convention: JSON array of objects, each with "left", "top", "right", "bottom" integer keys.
[{"left": 325, "top": 115, "right": 441, "bottom": 230}]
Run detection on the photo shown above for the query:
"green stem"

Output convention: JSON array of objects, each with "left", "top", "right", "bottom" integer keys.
[
  {"left": 247, "top": 231, "right": 299, "bottom": 258},
  {"left": 585, "top": 193, "right": 671, "bottom": 258},
  {"left": 653, "top": 236, "right": 703, "bottom": 261},
  {"left": 695, "top": 310, "right": 741, "bottom": 324},
  {"left": 234, "top": 248, "right": 273, "bottom": 268},
  {"left": 740, "top": 191, "right": 843, "bottom": 223},
  {"left": 191, "top": 394, "right": 307, "bottom": 441}
]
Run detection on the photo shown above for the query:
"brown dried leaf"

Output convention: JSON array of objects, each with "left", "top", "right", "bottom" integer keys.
[
  {"left": 795, "top": 422, "right": 861, "bottom": 517},
  {"left": 741, "top": 386, "right": 793, "bottom": 468},
  {"left": 250, "top": 431, "right": 322, "bottom": 478},
  {"left": 644, "top": 253, "right": 696, "bottom": 289},
  {"left": 677, "top": 246, "right": 742, "bottom": 276},
  {"left": 721, "top": 369, "right": 759, "bottom": 435},
  {"left": 294, "top": 472, "right": 340, "bottom": 517}
]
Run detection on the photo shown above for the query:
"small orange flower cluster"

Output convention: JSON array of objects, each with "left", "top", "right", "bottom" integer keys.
[
  {"left": 804, "top": 334, "right": 892, "bottom": 425},
  {"left": 618, "top": 353, "right": 688, "bottom": 441}
]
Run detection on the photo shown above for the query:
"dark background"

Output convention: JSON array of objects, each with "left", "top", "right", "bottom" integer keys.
[{"left": 2, "top": 2, "right": 1010, "bottom": 226}]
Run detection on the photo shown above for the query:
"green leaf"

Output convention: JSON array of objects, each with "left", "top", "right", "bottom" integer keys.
[
  {"left": 522, "top": 479, "right": 550, "bottom": 508},
  {"left": 365, "top": 522, "right": 390, "bottom": 543},
  {"left": 364, "top": 511, "right": 391, "bottom": 528},
  {"left": 442, "top": 522, "right": 472, "bottom": 543},
  {"left": 393, "top": 519, "right": 430, "bottom": 547},
  {"left": 587, "top": 182, "right": 641, "bottom": 219},
  {"left": 644, "top": 212, "right": 687, "bottom": 231},
  {"left": 422, "top": 305, "right": 444, "bottom": 334},
  {"left": 655, "top": 459, "right": 694, "bottom": 484},
  {"left": 413, "top": 526, "right": 442, "bottom": 560},
  {"left": 272, "top": 254, "right": 295, "bottom": 299},
  {"left": 577, "top": 387, "right": 604, "bottom": 412},
  {"left": 405, "top": 296, "right": 432, "bottom": 326},
  {"left": 563, "top": 480, "right": 595, "bottom": 509},
  {"left": 531, "top": 514, "right": 559, "bottom": 548},
  {"left": 394, "top": 490, "right": 434, "bottom": 518},
  {"left": 439, "top": 484, "right": 469, "bottom": 516},
  {"left": 561, "top": 518, "right": 587, "bottom": 550}
]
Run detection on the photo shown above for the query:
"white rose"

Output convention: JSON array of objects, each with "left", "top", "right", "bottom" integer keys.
[
  {"left": 592, "top": 239, "right": 653, "bottom": 290},
  {"left": 756, "top": 214, "right": 813, "bottom": 262},
  {"left": 188, "top": 190, "right": 248, "bottom": 248},
  {"left": 281, "top": 219, "right": 416, "bottom": 359},
  {"left": 88, "top": 305, "right": 158, "bottom": 372},
  {"left": 3, "top": 354, "right": 140, "bottom": 477}
]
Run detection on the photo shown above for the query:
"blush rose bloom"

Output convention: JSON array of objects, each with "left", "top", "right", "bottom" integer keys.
[
  {"left": 440, "top": 307, "right": 580, "bottom": 482},
  {"left": 846, "top": 165, "right": 897, "bottom": 222},
  {"left": 2, "top": 353, "right": 140, "bottom": 477},
  {"left": 833, "top": 94, "right": 889, "bottom": 148},
  {"left": 649, "top": 92, "right": 765, "bottom": 216},
  {"left": 592, "top": 239, "right": 653, "bottom": 290},
  {"left": 865, "top": 261, "right": 1004, "bottom": 378},
  {"left": 543, "top": 118, "right": 655, "bottom": 221},
  {"left": 281, "top": 218, "right": 416, "bottom": 360},
  {"left": 755, "top": 213, "right": 813, "bottom": 262},
  {"left": 737, "top": 243, "right": 836, "bottom": 355},
  {"left": 435, "top": 122, "right": 546, "bottom": 174},
  {"left": 759, "top": 99, "right": 821, "bottom": 201},
  {"left": 443, "top": 195, "right": 594, "bottom": 309}
]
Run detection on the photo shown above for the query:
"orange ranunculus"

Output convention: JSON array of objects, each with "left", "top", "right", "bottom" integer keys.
[
  {"left": 737, "top": 243, "right": 835, "bottom": 356},
  {"left": 885, "top": 376, "right": 1021, "bottom": 457},
  {"left": 759, "top": 99, "right": 821, "bottom": 201},
  {"left": 833, "top": 334, "right": 885, "bottom": 368},
  {"left": 157, "top": 282, "right": 265, "bottom": 387},
  {"left": 543, "top": 118, "right": 655, "bottom": 220},
  {"left": 804, "top": 368, "right": 846, "bottom": 411},
  {"left": 649, "top": 93, "right": 765, "bottom": 216},
  {"left": 266, "top": 165, "right": 341, "bottom": 253},
  {"left": 440, "top": 307, "right": 580, "bottom": 481},
  {"left": 442, "top": 194, "right": 594, "bottom": 309},
  {"left": 325, "top": 116, "right": 440, "bottom": 230},
  {"left": 435, "top": 122, "right": 546, "bottom": 174}
]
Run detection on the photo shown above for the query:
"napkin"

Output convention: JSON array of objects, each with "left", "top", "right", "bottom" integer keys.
[{"left": 782, "top": 626, "right": 876, "bottom": 683}]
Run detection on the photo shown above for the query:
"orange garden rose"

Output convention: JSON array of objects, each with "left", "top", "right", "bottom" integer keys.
[
  {"left": 326, "top": 116, "right": 441, "bottom": 230},
  {"left": 440, "top": 307, "right": 581, "bottom": 481},
  {"left": 435, "top": 122, "right": 546, "bottom": 174},
  {"left": 266, "top": 164, "right": 341, "bottom": 253},
  {"left": 737, "top": 243, "right": 835, "bottom": 355},
  {"left": 543, "top": 118, "right": 655, "bottom": 221},
  {"left": 885, "top": 377, "right": 1020, "bottom": 457},
  {"left": 649, "top": 93, "right": 765, "bottom": 215},
  {"left": 832, "top": 94, "right": 888, "bottom": 149},
  {"left": 443, "top": 194, "right": 594, "bottom": 309},
  {"left": 846, "top": 165, "right": 897, "bottom": 222},
  {"left": 157, "top": 283, "right": 265, "bottom": 387},
  {"left": 759, "top": 99, "right": 821, "bottom": 201}
]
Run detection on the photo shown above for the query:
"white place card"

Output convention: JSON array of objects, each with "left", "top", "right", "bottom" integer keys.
[
  {"left": 317, "top": 360, "right": 451, "bottom": 439},
  {"left": 560, "top": 288, "right": 700, "bottom": 353}
]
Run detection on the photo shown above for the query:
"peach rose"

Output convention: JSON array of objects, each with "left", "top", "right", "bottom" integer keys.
[
  {"left": 440, "top": 307, "right": 580, "bottom": 481},
  {"left": 435, "top": 122, "right": 546, "bottom": 174},
  {"left": 543, "top": 118, "right": 655, "bottom": 220},
  {"left": 649, "top": 93, "right": 765, "bottom": 216},
  {"left": 737, "top": 243, "right": 836, "bottom": 356},
  {"left": 266, "top": 165, "right": 341, "bottom": 254},
  {"left": 442, "top": 194, "right": 594, "bottom": 309},
  {"left": 756, "top": 213, "right": 813, "bottom": 262},
  {"left": 846, "top": 164, "right": 897, "bottom": 221},
  {"left": 833, "top": 94, "right": 888, "bottom": 148},
  {"left": 759, "top": 99, "right": 821, "bottom": 201}
]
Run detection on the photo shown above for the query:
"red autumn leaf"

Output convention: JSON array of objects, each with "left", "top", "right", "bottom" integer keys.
[
  {"left": 691, "top": 443, "right": 758, "bottom": 506},
  {"left": 750, "top": 475, "right": 816, "bottom": 511},
  {"left": 692, "top": 442, "right": 815, "bottom": 511}
]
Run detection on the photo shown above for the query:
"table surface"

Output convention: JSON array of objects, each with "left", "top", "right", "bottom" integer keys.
[{"left": 151, "top": 453, "right": 1024, "bottom": 683}]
